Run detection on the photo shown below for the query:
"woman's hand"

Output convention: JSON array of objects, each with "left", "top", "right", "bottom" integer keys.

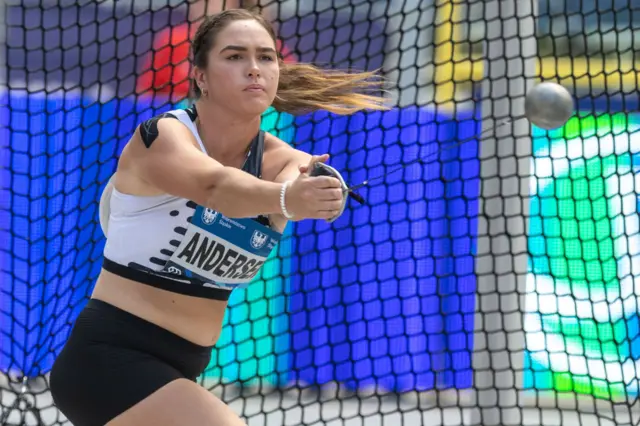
[{"left": 284, "top": 154, "right": 345, "bottom": 220}]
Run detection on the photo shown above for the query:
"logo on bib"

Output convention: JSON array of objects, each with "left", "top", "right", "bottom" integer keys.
[
  {"left": 166, "top": 266, "right": 182, "bottom": 275},
  {"left": 202, "top": 208, "right": 218, "bottom": 225},
  {"left": 250, "top": 230, "right": 268, "bottom": 249}
]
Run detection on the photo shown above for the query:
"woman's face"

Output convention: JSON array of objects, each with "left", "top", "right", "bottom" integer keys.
[{"left": 197, "top": 19, "right": 279, "bottom": 117}]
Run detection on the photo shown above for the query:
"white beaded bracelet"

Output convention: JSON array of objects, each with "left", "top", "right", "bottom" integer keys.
[{"left": 280, "top": 181, "right": 294, "bottom": 219}]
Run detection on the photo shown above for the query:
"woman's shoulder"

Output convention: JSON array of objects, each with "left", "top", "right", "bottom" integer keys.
[
  {"left": 262, "top": 131, "right": 299, "bottom": 157},
  {"left": 129, "top": 107, "right": 196, "bottom": 150},
  {"left": 262, "top": 132, "right": 310, "bottom": 170}
]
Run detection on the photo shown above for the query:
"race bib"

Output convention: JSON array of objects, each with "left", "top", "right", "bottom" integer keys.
[{"left": 162, "top": 206, "right": 281, "bottom": 289}]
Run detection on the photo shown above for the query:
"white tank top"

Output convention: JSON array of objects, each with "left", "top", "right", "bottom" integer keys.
[{"left": 100, "top": 106, "right": 273, "bottom": 300}]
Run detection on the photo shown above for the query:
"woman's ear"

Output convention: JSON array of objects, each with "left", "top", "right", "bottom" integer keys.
[{"left": 192, "top": 67, "right": 207, "bottom": 93}]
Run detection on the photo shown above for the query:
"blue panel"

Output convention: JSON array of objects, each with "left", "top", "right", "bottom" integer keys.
[
  {"left": 287, "top": 107, "right": 480, "bottom": 392},
  {"left": 0, "top": 92, "right": 181, "bottom": 376}
]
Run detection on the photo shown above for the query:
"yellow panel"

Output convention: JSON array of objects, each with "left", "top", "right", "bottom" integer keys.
[{"left": 432, "top": 0, "right": 638, "bottom": 109}]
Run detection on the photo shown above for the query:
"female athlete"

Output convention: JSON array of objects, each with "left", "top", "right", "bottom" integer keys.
[{"left": 50, "top": 8, "right": 386, "bottom": 426}]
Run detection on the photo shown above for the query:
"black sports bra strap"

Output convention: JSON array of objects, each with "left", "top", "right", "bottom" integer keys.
[
  {"left": 242, "top": 130, "right": 266, "bottom": 178},
  {"left": 254, "top": 130, "right": 266, "bottom": 179},
  {"left": 251, "top": 131, "right": 270, "bottom": 227},
  {"left": 185, "top": 104, "right": 198, "bottom": 122}
]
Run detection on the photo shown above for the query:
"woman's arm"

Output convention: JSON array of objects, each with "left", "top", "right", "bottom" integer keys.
[{"left": 124, "top": 117, "right": 341, "bottom": 219}]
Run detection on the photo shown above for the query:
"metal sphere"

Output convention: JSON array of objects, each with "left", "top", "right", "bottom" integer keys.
[{"left": 524, "top": 82, "right": 574, "bottom": 130}]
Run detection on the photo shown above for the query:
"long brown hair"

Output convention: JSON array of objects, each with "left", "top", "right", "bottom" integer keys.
[{"left": 191, "top": 8, "right": 390, "bottom": 115}]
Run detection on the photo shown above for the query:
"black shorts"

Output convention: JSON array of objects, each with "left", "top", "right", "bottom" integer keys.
[{"left": 50, "top": 299, "right": 214, "bottom": 426}]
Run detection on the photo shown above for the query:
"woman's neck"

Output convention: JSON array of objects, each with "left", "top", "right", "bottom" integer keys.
[{"left": 194, "top": 100, "right": 261, "bottom": 163}]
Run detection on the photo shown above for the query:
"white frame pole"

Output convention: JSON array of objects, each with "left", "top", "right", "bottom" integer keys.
[{"left": 469, "top": 0, "right": 537, "bottom": 424}]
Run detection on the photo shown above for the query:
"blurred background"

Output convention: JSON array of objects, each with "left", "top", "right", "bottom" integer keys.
[{"left": 1, "top": 0, "right": 640, "bottom": 425}]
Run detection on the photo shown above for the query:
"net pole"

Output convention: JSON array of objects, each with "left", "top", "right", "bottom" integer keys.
[
  {"left": 469, "top": 0, "right": 537, "bottom": 425},
  {"left": 0, "top": 0, "right": 6, "bottom": 91}
]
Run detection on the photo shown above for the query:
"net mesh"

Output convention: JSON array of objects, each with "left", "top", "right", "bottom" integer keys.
[{"left": 1, "top": 0, "right": 639, "bottom": 425}]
